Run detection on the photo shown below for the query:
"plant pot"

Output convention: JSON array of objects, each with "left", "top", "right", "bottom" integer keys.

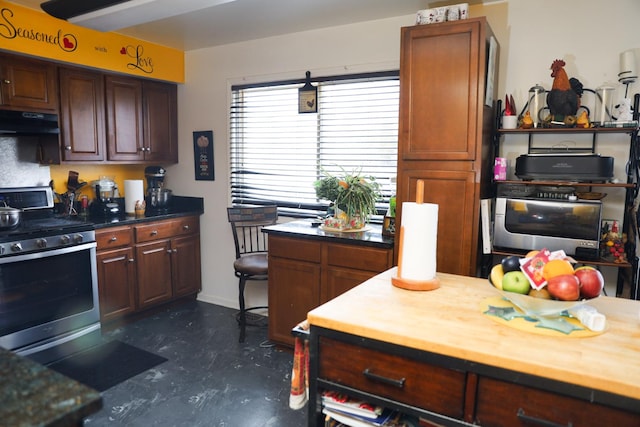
[{"left": 323, "top": 207, "right": 365, "bottom": 231}]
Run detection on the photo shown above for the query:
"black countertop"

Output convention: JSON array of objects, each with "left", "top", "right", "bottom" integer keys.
[
  {"left": 75, "top": 196, "right": 204, "bottom": 229},
  {"left": 263, "top": 218, "right": 394, "bottom": 248},
  {"left": 0, "top": 348, "right": 102, "bottom": 426}
]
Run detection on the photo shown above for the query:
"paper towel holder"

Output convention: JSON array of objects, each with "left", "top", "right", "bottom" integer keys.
[{"left": 391, "top": 180, "right": 440, "bottom": 291}]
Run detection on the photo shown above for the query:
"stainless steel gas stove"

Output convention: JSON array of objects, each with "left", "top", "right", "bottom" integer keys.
[{"left": 0, "top": 186, "right": 101, "bottom": 364}]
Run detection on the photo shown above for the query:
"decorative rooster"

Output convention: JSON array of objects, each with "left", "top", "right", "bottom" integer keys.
[{"left": 546, "top": 59, "right": 583, "bottom": 121}]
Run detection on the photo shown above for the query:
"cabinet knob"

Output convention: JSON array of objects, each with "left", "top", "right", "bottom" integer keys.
[
  {"left": 183, "top": 225, "right": 190, "bottom": 231},
  {"left": 128, "top": 258, "right": 134, "bottom": 263},
  {"left": 65, "top": 146, "right": 72, "bottom": 151},
  {"left": 110, "top": 236, "right": 117, "bottom": 242},
  {"left": 150, "top": 230, "right": 158, "bottom": 236},
  {"left": 2, "top": 79, "right": 10, "bottom": 84}
]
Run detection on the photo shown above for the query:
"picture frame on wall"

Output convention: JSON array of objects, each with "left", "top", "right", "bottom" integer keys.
[{"left": 193, "top": 130, "right": 214, "bottom": 181}]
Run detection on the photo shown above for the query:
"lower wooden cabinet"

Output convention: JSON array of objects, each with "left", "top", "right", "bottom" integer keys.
[
  {"left": 95, "top": 215, "right": 202, "bottom": 323},
  {"left": 474, "top": 376, "right": 640, "bottom": 427},
  {"left": 310, "top": 329, "right": 640, "bottom": 427},
  {"left": 267, "top": 234, "right": 393, "bottom": 347}
]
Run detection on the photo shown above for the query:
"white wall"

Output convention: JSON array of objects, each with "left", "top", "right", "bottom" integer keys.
[{"left": 167, "top": 0, "right": 640, "bottom": 309}]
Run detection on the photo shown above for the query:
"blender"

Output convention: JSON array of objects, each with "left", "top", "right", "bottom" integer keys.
[
  {"left": 145, "top": 166, "right": 172, "bottom": 211},
  {"left": 90, "top": 176, "right": 121, "bottom": 216}
]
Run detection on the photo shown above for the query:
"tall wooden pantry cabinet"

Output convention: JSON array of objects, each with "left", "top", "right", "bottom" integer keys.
[{"left": 396, "top": 17, "right": 499, "bottom": 277}]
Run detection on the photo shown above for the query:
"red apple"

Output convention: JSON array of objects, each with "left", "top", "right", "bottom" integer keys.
[
  {"left": 546, "top": 274, "right": 581, "bottom": 301},
  {"left": 575, "top": 267, "right": 604, "bottom": 299}
]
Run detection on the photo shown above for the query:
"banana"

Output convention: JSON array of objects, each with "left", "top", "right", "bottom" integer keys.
[{"left": 490, "top": 264, "right": 504, "bottom": 290}]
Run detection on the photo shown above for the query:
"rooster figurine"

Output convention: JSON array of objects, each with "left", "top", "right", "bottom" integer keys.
[{"left": 546, "top": 59, "right": 583, "bottom": 122}]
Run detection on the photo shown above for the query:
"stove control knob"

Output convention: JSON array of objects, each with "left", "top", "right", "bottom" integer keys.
[
  {"left": 36, "top": 238, "right": 47, "bottom": 249},
  {"left": 73, "top": 234, "right": 84, "bottom": 244},
  {"left": 61, "top": 235, "right": 71, "bottom": 245},
  {"left": 11, "top": 242, "right": 22, "bottom": 252}
]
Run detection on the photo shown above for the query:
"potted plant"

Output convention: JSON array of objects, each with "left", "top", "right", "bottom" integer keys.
[{"left": 314, "top": 169, "right": 380, "bottom": 230}]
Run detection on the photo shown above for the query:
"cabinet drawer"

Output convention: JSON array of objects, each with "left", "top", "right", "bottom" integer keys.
[
  {"left": 134, "top": 220, "right": 175, "bottom": 243},
  {"left": 96, "top": 226, "right": 132, "bottom": 249},
  {"left": 326, "top": 243, "right": 391, "bottom": 272},
  {"left": 268, "top": 235, "right": 321, "bottom": 263},
  {"left": 475, "top": 376, "right": 640, "bottom": 427},
  {"left": 172, "top": 216, "right": 199, "bottom": 236},
  {"left": 319, "top": 337, "right": 466, "bottom": 419}
]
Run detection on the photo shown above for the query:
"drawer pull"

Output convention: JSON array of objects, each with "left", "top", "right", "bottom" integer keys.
[
  {"left": 150, "top": 230, "right": 158, "bottom": 236},
  {"left": 109, "top": 236, "right": 117, "bottom": 242},
  {"left": 517, "top": 408, "right": 573, "bottom": 427},
  {"left": 183, "top": 225, "right": 190, "bottom": 230},
  {"left": 362, "top": 368, "right": 405, "bottom": 388}
]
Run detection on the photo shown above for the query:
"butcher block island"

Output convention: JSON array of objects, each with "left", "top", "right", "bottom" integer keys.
[{"left": 306, "top": 268, "right": 640, "bottom": 426}]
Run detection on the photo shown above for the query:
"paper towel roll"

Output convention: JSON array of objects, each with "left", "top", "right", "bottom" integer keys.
[
  {"left": 124, "top": 180, "right": 144, "bottom": 214},
  {"left": 398, "top": 201, "right": 438, "bottom": 281}
]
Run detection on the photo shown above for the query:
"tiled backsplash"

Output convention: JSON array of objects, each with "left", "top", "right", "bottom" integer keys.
[
  {"left": 0, "top": 137, "right": 51, "bottom": 188},
  {"left": 0, "top": 137, "right": 148, "bottom": 199}
]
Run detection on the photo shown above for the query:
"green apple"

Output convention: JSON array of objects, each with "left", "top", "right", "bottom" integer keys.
[{"left": 502, "top": 271, "right": 530, "bottom": 294}]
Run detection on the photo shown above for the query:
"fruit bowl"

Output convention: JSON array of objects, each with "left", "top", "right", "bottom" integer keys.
[{"left": 493, "top": 287, "right": 596, "bottom": 318}]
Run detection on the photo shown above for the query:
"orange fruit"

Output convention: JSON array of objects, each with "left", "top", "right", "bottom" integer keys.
[
  {"left": 526, "top": 250, "right": 540, "bottom": 259},
  {"left": 542, "top": 259, "right": 574, "bottom": 280}
]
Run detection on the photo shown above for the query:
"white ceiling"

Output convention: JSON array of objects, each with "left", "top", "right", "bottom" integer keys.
[{"left": 7, "top": 0, "right": 438, "bottom": 51}]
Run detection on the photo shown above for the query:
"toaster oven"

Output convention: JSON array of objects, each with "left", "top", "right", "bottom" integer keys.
[{"left": 493, "top": 197, "right": 602, "bottom": 259}]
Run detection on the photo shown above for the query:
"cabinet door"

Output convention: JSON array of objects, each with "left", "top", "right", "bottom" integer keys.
[
  {"left": 105, "top": 75, "right": 145, "bottom": 161},
  {"left": 323, "top": 267, "right": 378, "bottom": 304},
  {"left": 0, "top": 54, "right": 58, "bottom": 112},
  {"left": 398, "top": 20, "right": 484, "bottom": 161},
  {"left": 398, "top": 168, "right": 478, "bottom": 276},
  {"left": 96, "top": 247, "right": 136, "bottom": 322},
  {"left": 58, "top": 67, "right": 106, "bottom": 161},
  {"left": 136, "top": 240, "right": 173, "bottom": 309},
  {"left": 268, "top": 256, "right": 321, "bottom": 347},
  {"left": 143, "top": 81, "right": 178, "bottom": 163},
  {"left": 171, "top": 234, "right": 202, "bottom": 297}
]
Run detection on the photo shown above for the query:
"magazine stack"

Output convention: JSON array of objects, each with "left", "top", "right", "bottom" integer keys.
[{"left": 321, "top": 391, "right": 418, "bottom": 427}]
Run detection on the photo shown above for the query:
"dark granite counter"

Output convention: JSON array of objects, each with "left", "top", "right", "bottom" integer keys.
[
  {"left": 75, "top": 196, "right": 204, "bottom": 229},
  {"left": 0, "top": 348, "right": 102, "bottom": 427},
  {"left": 263, "top": 218, "right": 394, "bottom": 248}
]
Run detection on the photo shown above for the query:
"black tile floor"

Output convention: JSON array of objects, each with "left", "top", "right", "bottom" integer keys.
[{"left": 83, "top": 300, "right": 308, "bottom": 426}]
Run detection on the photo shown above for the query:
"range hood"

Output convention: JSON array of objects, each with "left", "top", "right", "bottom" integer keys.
[{"left": 0, "top": 110, "right": 60, "bottom": 135}]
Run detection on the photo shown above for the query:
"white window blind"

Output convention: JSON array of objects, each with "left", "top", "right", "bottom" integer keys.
[{"left": 230, "top": 72, "right": 399, "bottom": 219}]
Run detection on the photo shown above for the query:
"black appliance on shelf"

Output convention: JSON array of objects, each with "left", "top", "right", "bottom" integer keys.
[
  {"left": 0, "top": 186, "right": 101, "bottom": 365},
  {"left": 145, "top": 166, "right": 171, "bottom": 212}
]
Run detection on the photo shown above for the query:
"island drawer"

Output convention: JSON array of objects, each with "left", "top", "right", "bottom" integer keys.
[
  {"left": 474, "top": 376, "right": 640, "bottom": 426},
  {"left": 96, "top": 226, "right": 132, "bottom": 249},
  {"left": 318, "top": 336, "right": 466, "bottom": 419},
  {"left": 268, "top": 235, "right": 321, "bottom": 263},
  {"left": 326, "top": 243, "right": 392, "bottom": 272}
]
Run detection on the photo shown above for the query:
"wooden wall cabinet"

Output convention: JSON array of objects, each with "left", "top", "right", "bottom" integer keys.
[
  {"left": 267, "top": 234, "right": 393, "bottom": 347},
  {"left": 0, "top": 54, "right": 58, "bottom": 112},
  {"left": 106, "top": 76, "right": 178, "bottom": 163},
  {"left": 58, "top": 67, "right": 106, "bottom": 161},
  {"left": 396, "top": 18, "right": 498, "bottom": 277},
  {"left": 95, "top": 216, "right": 201, "bottom": 323}
]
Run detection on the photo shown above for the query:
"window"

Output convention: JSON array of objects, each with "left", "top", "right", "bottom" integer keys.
[{"left": 230, "top": 71, "right": 399, "bottom": 220}]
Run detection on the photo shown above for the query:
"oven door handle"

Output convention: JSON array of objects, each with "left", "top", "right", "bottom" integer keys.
[{"left": 0, "top": 241, "right": 97, "bottom": 264}]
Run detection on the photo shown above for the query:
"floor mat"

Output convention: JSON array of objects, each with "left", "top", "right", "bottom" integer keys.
[{"left": 47, "top": 340, "right": 168, "bottom": 392}]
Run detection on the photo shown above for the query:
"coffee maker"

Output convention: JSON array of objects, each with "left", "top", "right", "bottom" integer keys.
[
  {"left": 90, "top": 176, "right": 121, "bottom": 216},
  {"left": 145, "top": 166, "right": 171, "bottom": 211}
]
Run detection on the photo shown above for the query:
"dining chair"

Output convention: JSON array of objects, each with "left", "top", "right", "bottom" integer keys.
[{"left": 226, "top": 205, "right": 278, "bottom": 342}]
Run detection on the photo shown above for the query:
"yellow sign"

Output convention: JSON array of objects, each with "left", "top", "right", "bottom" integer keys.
[{"left": 0, "top": 1, "right": 184, "bottom": 83}]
